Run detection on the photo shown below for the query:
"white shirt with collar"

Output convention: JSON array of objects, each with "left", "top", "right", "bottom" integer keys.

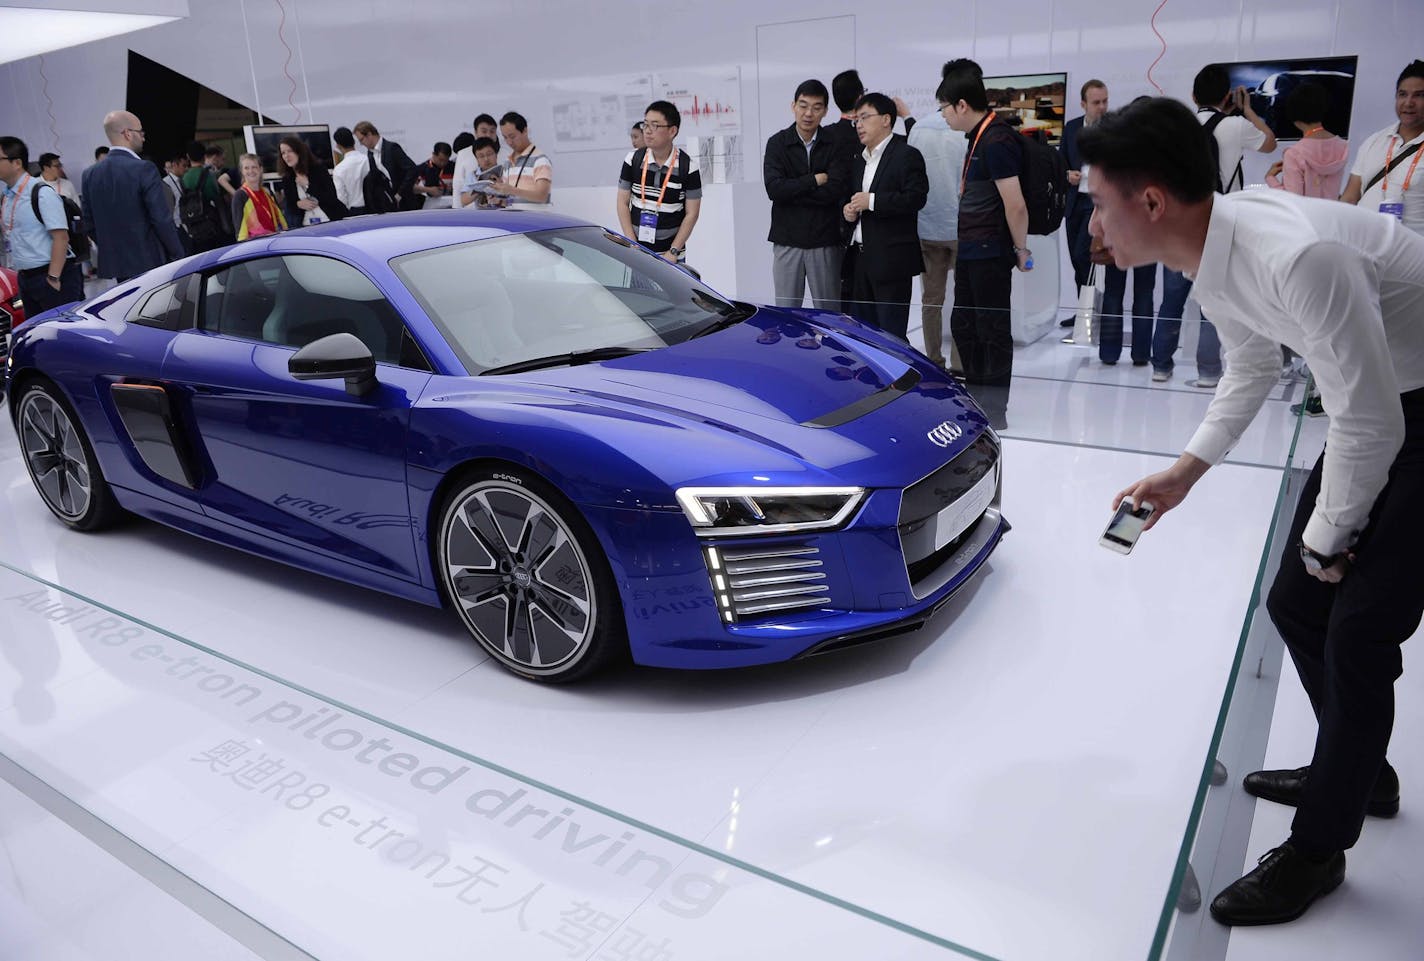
[
  {"left": 451, "top": 145, "right": 475, "bottom": 209},
  {"left": 332, "top": 150, "right": 366, "bottom": 210},
  {"left": 363, "top": 139, "right": 390, "bottom": 180},
  {"left": 1185, "top": 189, "right": 1424, "bottom": 555},
  {"left": 852, "top": 134, "right": 891, "bottom": 245},
  {"left": 1350, "top": 123, "right": 1424, "bottom": 234}
]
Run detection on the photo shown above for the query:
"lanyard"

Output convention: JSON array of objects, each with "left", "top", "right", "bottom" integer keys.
[
  {"left": 638, "top": 148, "right": 679, "bottom": 213},
  {"left": 3, "top": 174, "right": 30, "bottom": 236},
  {"left": 1383, "top": 135, "right": 1423, "bottom": 196},
  {"left": 959, "top": 114, "right": 996, "bottom": 196}
]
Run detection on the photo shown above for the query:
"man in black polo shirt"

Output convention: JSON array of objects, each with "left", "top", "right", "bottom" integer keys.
[
  {"left": 616, "top": 100, "right": 702, "bottom": 262},
  {"left": 940, "top": 58, "right": 1032, "bottom": 428},
  {"left": 764, "top": 79, "right": 853, "bottom": 309}
]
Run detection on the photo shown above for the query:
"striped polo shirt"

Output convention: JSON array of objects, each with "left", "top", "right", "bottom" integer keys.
[
  {"left": 617, "top": 148, "right": 702, "bottom": 252},
  {"left": 504, "top": 145, "right": 553, "bottom": 205}
]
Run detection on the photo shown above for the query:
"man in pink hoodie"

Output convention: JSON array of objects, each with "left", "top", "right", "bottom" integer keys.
[{"left": 1266, "top": 82, "right": 1350, "bottom": 199}]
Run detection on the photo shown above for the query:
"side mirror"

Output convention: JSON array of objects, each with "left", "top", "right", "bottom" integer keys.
[{"left": 289, "top": 332, "right": 378, "bottom": 397}]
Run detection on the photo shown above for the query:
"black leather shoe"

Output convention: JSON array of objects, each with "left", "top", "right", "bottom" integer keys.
[
  {"left": 1209, "top": 843, "right": 1345, "bottom": 926},
  {"left": 1243, "top": 765, "right": 1400, "bottom": 818},
  {"left": 1059, "top": 315, "right": 1076, "bottom": 327}
]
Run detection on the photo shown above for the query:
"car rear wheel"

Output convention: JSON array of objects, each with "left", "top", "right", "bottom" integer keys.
[
  {"left": 437, "top": 467, "right": 624, "bottom": 682},
  {"left": 16, "top": 381, "right": 123, "bottom": 531}
]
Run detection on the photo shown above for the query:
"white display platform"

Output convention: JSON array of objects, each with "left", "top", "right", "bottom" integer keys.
[{"left": 0, "top": 403, "right": 1286, "bottom": 960}]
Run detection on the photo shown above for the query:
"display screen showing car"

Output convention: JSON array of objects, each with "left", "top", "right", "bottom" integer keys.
[{"left": 5, "top": 210, "right": 1007, "bottom": 682}]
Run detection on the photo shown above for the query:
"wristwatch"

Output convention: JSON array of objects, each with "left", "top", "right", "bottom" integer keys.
[
  {"left": 1298, "top": 541, "right": 1340, "bottom": 572},
  {"left": 668, "top": 246, "right": 684, "bottom": 257}
]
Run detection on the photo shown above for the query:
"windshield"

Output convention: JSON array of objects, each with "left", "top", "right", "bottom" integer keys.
[{"left": 390, "top": 226, "right": 748, "bottom": 374}]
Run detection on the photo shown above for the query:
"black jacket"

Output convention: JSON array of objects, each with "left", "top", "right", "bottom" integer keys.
[
  {"left": 763, "top": 124, "right": 853, "bottom": 248},
  {"left": 278, "top": 165, "right": 348, "bottom": 226},
  {"left": 1058, "top": 116, "right": 1088, "bottom": 218},
  {"left": 376, "top": 139, "right": 417, "bottom": 210},
  {"left": 848, "top": 134, "right": 928, "bottom": 280}
]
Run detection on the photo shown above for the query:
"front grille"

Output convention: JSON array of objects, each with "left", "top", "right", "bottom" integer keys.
[
  {"left": 704, "top": 543, "right": 827, "bottom": 621},
  {"left": 899, "top": 432, "right": 1001, "bottom": 593}
]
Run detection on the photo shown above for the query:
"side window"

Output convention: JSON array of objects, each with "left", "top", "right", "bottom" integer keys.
[
  {"left": 201, "top": 255, "right": 427, "bottom": 370},
  {"left": 129, "top": 276, "right": 194, "bottom": 331}
]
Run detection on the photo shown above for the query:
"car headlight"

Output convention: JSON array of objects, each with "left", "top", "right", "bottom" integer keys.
[{"left": 675, "top": 486, "right": 865, "bottom": 536}]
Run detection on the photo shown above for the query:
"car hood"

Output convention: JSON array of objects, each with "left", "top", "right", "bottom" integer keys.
[{"left": 514, "top": 311, "right": 919, "bottom": 426}]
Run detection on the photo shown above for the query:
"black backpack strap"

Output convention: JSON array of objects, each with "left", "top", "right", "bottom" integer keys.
[
  {"left": 1363, "top": 140, "right": 1421, "bottom": 195},
  {"left": 28, "top": 181, "right": 75, "bottom": 259},
  {"left": 1200, "top": 110, "right": 1243, "bottom": 192}
]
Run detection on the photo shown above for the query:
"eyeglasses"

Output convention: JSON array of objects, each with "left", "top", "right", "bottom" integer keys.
[
  {"left": 852, "top": 113, "right": 886, "bottom": 126},
  {"left": 642, "top": 121, "right": 673, "bottom": 131},
  {"left": 124, "top": 127, "right": 144, "bottom": 137}
]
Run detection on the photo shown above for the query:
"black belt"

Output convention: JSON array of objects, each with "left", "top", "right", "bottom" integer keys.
[{"left": 18, "top": 260, "right": 75, "bottom": 277}]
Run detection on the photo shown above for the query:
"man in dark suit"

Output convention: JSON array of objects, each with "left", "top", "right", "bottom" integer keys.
[
  {"left": 1058, "top": 80, "right": 1108, "bottom": 322},
  {"left": 352, "top": 120, "right": 416, "bottom": 213},
  {"left": 841, "top": 92, "right": 929, "bottom": 339},
  {"left": 81, "top": 111, "right": 185, "bottom": 283}
]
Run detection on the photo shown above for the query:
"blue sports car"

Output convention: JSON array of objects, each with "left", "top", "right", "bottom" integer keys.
[{"left": 6, "top": 210, "right": 1007, "bottom": 682}]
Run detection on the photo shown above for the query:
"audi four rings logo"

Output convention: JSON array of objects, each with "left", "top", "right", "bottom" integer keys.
[{"left": 927, "top": 421, "right": 963, "bottom": 447}]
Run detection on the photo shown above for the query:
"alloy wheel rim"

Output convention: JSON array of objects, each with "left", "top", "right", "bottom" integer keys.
[
  {"left": 444, "top": 482, "right": 595, "bottom": 671},
  {"left": 19, "top": 393, "right": 92, "bottom": 521}
]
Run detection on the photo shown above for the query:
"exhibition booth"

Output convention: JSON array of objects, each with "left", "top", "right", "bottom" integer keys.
[{"left": 2, "top": 0, "right": 1423, "bottom": 959}]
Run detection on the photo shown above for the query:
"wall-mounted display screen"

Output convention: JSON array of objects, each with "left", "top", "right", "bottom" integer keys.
[
  {"left": 243, "top": 124, "right": 334, "bottom": 180},
  {"left": 982, "top": 72, "right": 1067, "bottom": 146},
  {"left": 1215, "top": 56, "right": 1358, "bottom": 140}
]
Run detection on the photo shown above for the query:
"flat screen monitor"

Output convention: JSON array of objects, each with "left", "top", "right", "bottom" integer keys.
[
  {"left": 1214, "top": 56, "right": 1358, "bottom": 140},
  {"left": 243, "top": 124, "right": 334, "bottom": 180},
  {"left": 982, "top": 72, "right": 1067, "bottom": 146}
]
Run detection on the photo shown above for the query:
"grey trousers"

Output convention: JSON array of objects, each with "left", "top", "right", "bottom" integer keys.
[
  {"left": 919, "top": 239, "right": 959, "bottom": 367},
  {"left": 772, "top": 244, "right": 843, "bottom": 310}
]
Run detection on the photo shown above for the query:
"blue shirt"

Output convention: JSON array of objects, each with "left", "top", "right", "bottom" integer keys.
[
  {"left": 2, "top": 175, "right": 68, "bottom": 270},
  {"left": 907, "top": 111, "right": 966, "bottom": 243}
]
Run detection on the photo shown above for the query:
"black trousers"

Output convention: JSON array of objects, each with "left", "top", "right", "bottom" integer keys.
[
  {"left": 1265, "top": 386, "right": 1424, "bottom": 853},
  {"left": 845, "top": 245, "right": 912, "bottom": 339},
  {"left": 1065, "top": 204, "right": 1092, "bottom": 291},
  {"left": 950, "top": 253, "right": 1015, "bottom": 386},
  {"left": 17, "top": 260, "right": 84, "bottom": 315}
]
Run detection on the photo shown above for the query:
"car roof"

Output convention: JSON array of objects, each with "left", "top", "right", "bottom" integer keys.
[{"left": 289, "top": 207, "right": 596, "bottom": 256}]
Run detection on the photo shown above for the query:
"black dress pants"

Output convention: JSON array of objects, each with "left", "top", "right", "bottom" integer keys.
[
  {"left": 1265, "top": 386, "right": 1424, "bottom": 854},
  {"left": 846, "top": 245, "right": 912, "bottom": 339}
]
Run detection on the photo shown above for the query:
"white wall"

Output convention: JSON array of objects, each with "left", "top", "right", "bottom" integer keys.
[{"left": 2, "top": 0, "right": 1415, "bottom": 302}]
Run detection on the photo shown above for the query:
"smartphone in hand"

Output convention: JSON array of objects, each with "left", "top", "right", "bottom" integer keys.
[{"left": 1100, "top": 498, "right": 1155, "bottom": 555}]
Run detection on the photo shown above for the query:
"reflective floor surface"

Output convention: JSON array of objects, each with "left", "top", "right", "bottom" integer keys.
[{"left": 3, "top": 333, "right": 1409, "bottom": 961}]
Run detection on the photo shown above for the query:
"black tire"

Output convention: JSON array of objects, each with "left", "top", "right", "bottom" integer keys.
[
  {"left": 436, "top": 465, "right": 626, "bottom": 683},
  {"left": 15, "top": 380, "right": 124, "bottom": 531}
]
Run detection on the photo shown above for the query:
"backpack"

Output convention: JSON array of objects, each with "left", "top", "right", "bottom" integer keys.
[
  {"left": 1017, "top": 130, "right": 1068, "bottom": 235},
  {"left": 179, "top": 167, "right": 227, "bottom": 246},
  {"left": 30, "top": 181, "right": 90, "bottom": 258},
  {"left": 1201, "top": 110, "right": 1242, "bottom": 194},
  {"left": 362, "top": 152, "right": 397, "bottom": 214}
]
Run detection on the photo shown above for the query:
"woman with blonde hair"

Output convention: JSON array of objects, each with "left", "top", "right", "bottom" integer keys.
[{"left": 231, "top": 152, "right": 287, "bottom": 240}]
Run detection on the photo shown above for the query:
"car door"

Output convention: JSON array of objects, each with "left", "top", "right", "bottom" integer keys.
[{"left": 161, "top": 253, "right": 433, "bottom": 583}]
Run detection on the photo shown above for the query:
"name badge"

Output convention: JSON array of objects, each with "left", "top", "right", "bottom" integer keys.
[
  {"left": 1379, "top": 201, "right": 1405, "bottom": 221},
  {"left": 637, "top": 210, "right": 658, "bottom": 244}
]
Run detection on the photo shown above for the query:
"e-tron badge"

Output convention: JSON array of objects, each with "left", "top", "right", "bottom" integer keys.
[{"left": 927, "top": 421, "right": 964, "bottom": 448}]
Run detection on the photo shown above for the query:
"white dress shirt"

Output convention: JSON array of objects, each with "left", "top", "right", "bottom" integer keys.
[
  {"left": 1185, "top": 189, "right": 1424, "bottom": 555},
  {"left": 851, "top": 135, "right": 891, "bottom": 245},
  {"left": 450, "top": 145, "right": 475, "bottom": 209},
  {"left": 332, "top": 150, "right": 366, "bottom": 210}
]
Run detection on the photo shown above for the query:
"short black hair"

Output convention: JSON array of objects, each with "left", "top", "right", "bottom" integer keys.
[
  {"left": 631, "top": 121, "right": 644, "bottom": 132},
  {"left": 645, "top": 100, "right": 680, "bottom": 129},
  {"left": 473, "top": 112, "right": 497, "bottom": 130},
  {"left": 832, "top": 69, "right": 864, "bottom": 112},
  {"left": 432, "top": 141, "right": 451, "bottom": 157},
  {"left": 94, "top": 145, "right": 109, "bottom": 160},
  {"left": 0, "top": 136, "right": 27, "bottom": 166},
  {"left": 853, "top": 92, "right": 896, "bottom": 119},
  {"left": 500, "top": 111, "right": 528, "bottom": 132},
  {"left": 472, "top": 137, "right": 499, "bottom": 155},
  {"left": 186, "top": 140, "right": 206, "bottom": 163},
  {"left": 1282, "top": 81, "right": 1328, "bottom": 126},
  {"left": 333, "top": 126, "right": 355, "bottom": 149},
  {"left": 1398, "top": 60, "right": 1424, "bottom": 88},
  {"left": 204, "top": 144, "right": 224, "bottom": 159},
  {"left": 794, "top": 79, "right": 830, "bottom": 106},
  {"left": 38, "top": 152, "right": 60, "bottom": 168},
  {"left": 1078, "top": 96, "right": 1217, "bottom": 204},
  {"left": 936, "top": 59, "right": 987, "bottom": 112},
  {"left": 452, "top": 132, "right": 475, "bottom": 154},
  {"left": 1193, "top": 64, "right": 1231, "bottom": 108}
]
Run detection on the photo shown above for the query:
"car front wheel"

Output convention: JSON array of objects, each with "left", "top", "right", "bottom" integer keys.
[
  {"left": 437, "top": 467, "right": 624, "bottom": 682},
  {"left": 16, "top": 381, "right": 123, "bottom": 531}
]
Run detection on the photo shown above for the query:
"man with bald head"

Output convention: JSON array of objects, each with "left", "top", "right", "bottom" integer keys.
[{"left": 81, "top": 110, "right": 184, "bottom": 282}]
